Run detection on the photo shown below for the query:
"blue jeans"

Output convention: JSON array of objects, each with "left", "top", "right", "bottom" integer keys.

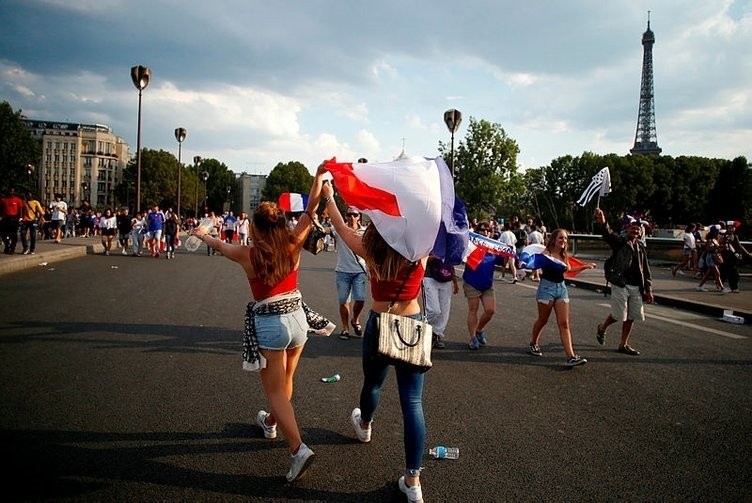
[
  {"left": 335, "top": 271, "right": 367, "bottom": 304},
  {"left": 20, "top": 220, "right": 38, "bottom": 252},
  {"left": 359, "top": 310, "right": 426, "bottom": 472}
]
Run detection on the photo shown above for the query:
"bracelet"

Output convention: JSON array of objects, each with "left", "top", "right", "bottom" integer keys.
[{"left": 322, "top": 196, "right": 332, "bottom": 205}]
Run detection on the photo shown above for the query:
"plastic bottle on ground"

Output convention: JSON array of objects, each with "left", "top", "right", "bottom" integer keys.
[
  {"left": 429, "top": 446, "right": 459, "bottom": 459},
  {"left": 320, "top": 373, "right": 341, "bottom": 383}
]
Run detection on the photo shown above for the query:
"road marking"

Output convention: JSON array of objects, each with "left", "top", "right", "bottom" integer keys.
[{"left": 596, "top": 303, "right": 746, "bottom": 339}]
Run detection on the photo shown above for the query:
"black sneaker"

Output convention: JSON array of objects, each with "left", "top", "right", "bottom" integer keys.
[
  {"left": 529, "top": 344, "right": 542, "bottom": 357},
  {"left": 566, "top": 355, "right": 588, "bottom": 367},
  {"left": 617, "top": 345, "right": 640, "bottom": 356},
  {"left": 351, "top": 322, "right": 363, "bottom": 337},
  {"left": 596, "top": 324, "right": 607, "bottom": 345},
  {"left": 433, "top": 336, "right": 446, "bottom": 349},
  {"left": 338, "top": 330, "right": 350, "bottom": 340}
]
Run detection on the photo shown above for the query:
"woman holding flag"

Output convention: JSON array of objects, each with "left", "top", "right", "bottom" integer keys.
[
  {"left": 320, "top": 178, "right": 427, "bottom": 502},
  {"left": 527, "top": 229, "right": 596, "bottom": 366}
]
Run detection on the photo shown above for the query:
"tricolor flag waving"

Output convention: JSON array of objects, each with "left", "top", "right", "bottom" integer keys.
[
  {"left": 577, "top": 167, "right": 611, "bottom": 207},
  {"left": 518, "top": 243, "right": 590, "bottom": 278},
  {"left": 324, "top": 156, "right": 468, "bottom": 264},
  {"left": 278, "top": 193, "right": 308, "bottom": 213},
  {"left": 463, "top": 231, "right": 516, "bottom": 270}
]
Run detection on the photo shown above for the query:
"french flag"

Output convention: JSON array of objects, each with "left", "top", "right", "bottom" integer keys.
[
  {"left": 278, "top": 193, "right": 308, "bottom": 212},
  {"left": 324, "top": 156, "right": 468, "bottom": 264},
  {"left": 518, "top": 243, "right": 589, "bottom": 278},
  {"left": 462, "top": 232, "right": 516, "bottom": 270}
]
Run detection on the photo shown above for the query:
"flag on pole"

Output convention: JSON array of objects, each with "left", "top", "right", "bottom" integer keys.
[
  {"left": 324, "top": 156, "right": 468, "bottom": 263},
  {"left": 278, "top": 193, "right": 308, "bottom": 212},
  {"left": 576, "top": 167, "right": 611, "bottom": 207}
]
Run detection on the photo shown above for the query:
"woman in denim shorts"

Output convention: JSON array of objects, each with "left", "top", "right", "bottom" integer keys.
[
  {"left": 528, "top": 229, "right": 596, "bottom": 367},
  {"left": 190, "top": 168, "right": 327, "bottom": 483}
]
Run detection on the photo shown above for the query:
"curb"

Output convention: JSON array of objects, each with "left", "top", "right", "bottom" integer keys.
[{"left": 0, "top": 243, "right": 104, "bottom": 277}]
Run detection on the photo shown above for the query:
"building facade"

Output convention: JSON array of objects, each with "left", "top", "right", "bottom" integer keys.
[
  {"left": 235, "top": 173, "right": 267, "bottom": 216},
  {"left": 25, "top": 120, "right": 130, "bottom": 208}
]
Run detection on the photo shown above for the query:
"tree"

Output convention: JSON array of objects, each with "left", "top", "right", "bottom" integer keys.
[
  {"left": 439, "top": 117, "right": 520, "bottom": 221},
  {"left": 0, "top": 101, "right": 41, "bottom": 193},
  {"left": 261, "top": 161, "right": 313, "bottom": 203}
]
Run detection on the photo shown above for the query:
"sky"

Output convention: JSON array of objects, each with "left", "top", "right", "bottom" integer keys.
[{"left": 1, "top": 0, "right": 750, "bottom": 176}]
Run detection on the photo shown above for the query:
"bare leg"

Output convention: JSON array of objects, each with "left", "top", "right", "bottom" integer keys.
[
  {"left": 530, "top": 300, "right": 554, "bottom": 346},
  {"left": 259, "top": 346, "right": 306, "bottom": 454},
  {"left": 552, "top": 301, "right": 575, "bottom": 358}
]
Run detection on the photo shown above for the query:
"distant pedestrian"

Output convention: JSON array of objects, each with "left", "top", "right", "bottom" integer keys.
[
  {"left": 49, "top": 194, "right": 67, "bottom": 243},
  {"left": 131, "top": 212, "right": 146, "bottom": 256},
  {"left": 696, "top": 226, "right": 724, "bottom": 292},
  {"left": 116, "top": 208, "right": 131, "bottom": 255},
  {"left": 163, "top": 210, "right": 179, "bottom": 259},
  {"left": 237, "top": 211, "right": 249, "bottom": 245},
  {"left": 594, "top": 208, "right": 654, "bottom": 356},
  {"left": 20, "top": 192, "right": 45, "bottom": 255},
  {"left": 1, "top": 187, "right": 25, "bottom": 254},
  {"left": 146, "top": 204, "right": 165, "bottom": 257},
  {"left": 99, "top": 209, "right": 117, "bottom": 255},
  {"left": 672, "top": 223, "right": 697, "bottom": 276},
  {"left": 719, "top": 221, "right": 751, "bottom": 293}
]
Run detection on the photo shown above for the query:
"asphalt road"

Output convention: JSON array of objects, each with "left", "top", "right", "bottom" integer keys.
[{"left": 1, "top": 247, "right": 751, "bottom": 502}]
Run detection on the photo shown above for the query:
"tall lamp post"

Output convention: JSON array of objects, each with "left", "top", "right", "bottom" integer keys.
[
  {"left": 26, "top": 164, "right": 34, "bottom": 192},
  {"left": 131, "top": 65, "right": 151, "bottom": 213},
  {"left": 174, "top": 127, "right": 187, "bottom": 218},
  {"left": 193, "top": 156, "right": 203, "bottom": 218},
  {"left": 201, "top": 170, "right": 210, "bottom": 213},
  {"left": 226, "top": 185, "right": 231, "bottom": 213},
  {"left": 443, "top": 108, "right": 462, "bottom": 179}
]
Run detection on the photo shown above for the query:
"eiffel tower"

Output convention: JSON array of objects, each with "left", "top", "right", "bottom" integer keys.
[{"left": 630, "top": 12, "right": 661, "bottom": 155}]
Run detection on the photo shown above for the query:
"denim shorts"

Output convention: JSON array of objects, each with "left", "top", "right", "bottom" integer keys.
[
  {"left": 536, "top": 278, "right": 569, "bottom": 304},
  {"left": 254, "top": 306, "right": 308, "bottom": 350},
  {"left": 335, "top": 271, "right": 367, "bottom": 304}
]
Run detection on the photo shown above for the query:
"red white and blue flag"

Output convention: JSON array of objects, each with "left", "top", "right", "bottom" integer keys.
[
  {"left": 278, "top": 192, "right": 308, "bottom": 212},
  {"left": 463, "top": 232, "right": 516, "bottom": 270},
  {"left": 324, "top": 156, "right": 468, "bottom": 264},
  {"left": 518, "top": 243, "right": 589, "bottom": 277}
]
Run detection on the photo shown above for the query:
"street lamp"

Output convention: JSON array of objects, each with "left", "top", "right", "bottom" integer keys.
[
  {"left": 201, "top": 170, "right": 210, "bottom": 213},
  {"left": 131, "top": 65, "right": 151, "bottom": 213},
  {"left": 193, "top": 156, "right": 203, "bottom": 218},
  {"left": 443, "top": 108, "right": 462, "bottom": 179},
  {"left": 82, "top": 181, "right": 89, "bottom": 206},
  {"left": 174, "top": 127, "right": 187, "bottom": 218},
  {"left": 26, "top": 164, "right": 34, "bottom": 192},
  {"left": 226, "top": 185, "right": 231, "bottom": 212}
]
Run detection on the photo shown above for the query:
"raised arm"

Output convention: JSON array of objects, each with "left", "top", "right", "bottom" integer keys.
[
  {"left": 320, "top": 179, "right": 367, "bottom": 257},
  {"left": 291, "top": 162, "right": 327, "bottom": 245}
]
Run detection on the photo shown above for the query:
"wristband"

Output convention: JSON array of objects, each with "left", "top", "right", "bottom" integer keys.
[{"left": 323, "top": 196, "right": 332, "bottom": 205}]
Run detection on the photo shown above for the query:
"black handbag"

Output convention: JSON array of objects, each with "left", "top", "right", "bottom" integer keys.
[{"left": 303, "top": 217, "right": 326, "bottom": 255}]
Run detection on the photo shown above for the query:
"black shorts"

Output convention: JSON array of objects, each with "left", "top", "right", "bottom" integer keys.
[
  {"left": 51, "top": 220, "right": 63, "bottom": 229},
  {"left": 103, "top": 228, "right": 116, "bottom": 237}
]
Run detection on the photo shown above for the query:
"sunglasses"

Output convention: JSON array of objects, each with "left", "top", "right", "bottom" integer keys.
[{"left": 346, "top": 213, "right": 360, "bottom": 217}]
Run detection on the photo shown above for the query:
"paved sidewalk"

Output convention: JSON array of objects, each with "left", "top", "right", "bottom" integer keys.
[{"left": 2, "top": 238, "right": 749, "bottom": 323}]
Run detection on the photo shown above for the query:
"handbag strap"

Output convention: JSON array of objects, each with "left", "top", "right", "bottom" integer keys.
[{"left": 387, "top": 261, "right": 419, "bottom": 313}]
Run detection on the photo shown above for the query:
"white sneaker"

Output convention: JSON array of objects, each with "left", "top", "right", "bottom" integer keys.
[
  {"left": 286, "top": 443, "right": 315, "bottom": 482},
  {"left": 350, "top": 407, "right": 372, "bottom": 442},
  {"left": 720, "top": 287, "right": 732, "bottom": 294},
  {"left": 256, "top": 410, "right": 277, "bottom": 439},
  {"left": 121, "top": 248, "right": 127, "bottom": 255},
  {"left": 398, "top": 476, "right": 424, "bottom": 503}
]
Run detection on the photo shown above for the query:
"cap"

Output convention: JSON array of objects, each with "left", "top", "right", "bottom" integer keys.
[{"left": 346, "top": 206, "right": 360, "bottom": 215}]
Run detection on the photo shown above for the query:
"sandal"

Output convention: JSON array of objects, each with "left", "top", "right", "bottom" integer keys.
[{"left": 338, "top": 330, "right": 350, "bottom": 340}]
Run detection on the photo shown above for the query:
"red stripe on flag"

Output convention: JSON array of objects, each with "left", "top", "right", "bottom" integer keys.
[
  {"left": 565, "top": 256, "right": 587, "bottom": 278},
  {"left": 324, "top": 159, "right": 401, "bottom": 217}
]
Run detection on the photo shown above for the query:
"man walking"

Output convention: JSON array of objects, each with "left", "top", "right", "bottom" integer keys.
[
  {"left": 20, "top": 192, "right": 45, "bottom": 255},
  {"left": 1, "top": 187, "right": 26, "bottom": 254},
  {"left": 49, "top": 193, "right": 67, "bottom": 243},
  {"left": 594, "top": 208, "right": 654, "bottom": 356}
]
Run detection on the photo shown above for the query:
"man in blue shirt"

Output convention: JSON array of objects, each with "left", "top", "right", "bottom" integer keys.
[{"left": 146, "top": 204, "right": 165, "bottom": 257}]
